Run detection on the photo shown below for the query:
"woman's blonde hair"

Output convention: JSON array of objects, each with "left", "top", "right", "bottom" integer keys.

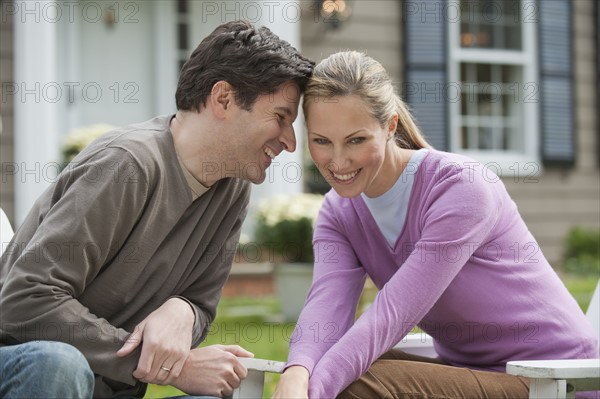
[{"left": 303, "top": 51, "right": 431, "bottom": 150}]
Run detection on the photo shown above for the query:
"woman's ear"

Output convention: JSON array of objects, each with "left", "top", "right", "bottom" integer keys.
[
  {"left": 210, "top": 81, "right": 234, "bottom": 118},
  {"left": 388, "top": 113, "right": 399, "bottom": 137}
]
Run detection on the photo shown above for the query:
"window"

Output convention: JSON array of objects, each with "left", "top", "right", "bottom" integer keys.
[
  {"left": 176, "top": 0, "right": 190, "bottom": 72},
  {"left": 448, "top": 0, "right": 539, "bottom": 173}
]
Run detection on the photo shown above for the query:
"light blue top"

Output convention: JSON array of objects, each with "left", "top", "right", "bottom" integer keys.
[{"left": 362, "top": 149, "right": 429, "bottom": 247}]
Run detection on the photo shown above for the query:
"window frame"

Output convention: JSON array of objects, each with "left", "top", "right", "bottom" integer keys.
[{"left": 447, "top": 0, "right": 541, "bottom": 176}]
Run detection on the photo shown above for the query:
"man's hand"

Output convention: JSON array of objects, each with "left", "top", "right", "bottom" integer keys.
[
  {"left": 272, "top": 366, "right": 310, "bottom": 399},
  {"left": 172, "top": 345, "right": 254, "bottom": 397},
  {"left": 116, "top": 297, "right": 195, "bottom": 385}
]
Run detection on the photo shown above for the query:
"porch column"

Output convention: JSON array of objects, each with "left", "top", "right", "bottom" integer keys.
[{"left": 13, "top": 0, "right": 61, "bottom": 225}]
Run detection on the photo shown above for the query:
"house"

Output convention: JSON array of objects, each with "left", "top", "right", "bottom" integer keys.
[{"left": 1, "top": 0, "right": 598, "bottom": 266}]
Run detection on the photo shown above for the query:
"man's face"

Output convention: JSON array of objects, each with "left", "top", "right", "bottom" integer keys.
[{"left": 229, "top": 81, "right": 301, "bottom": 184}]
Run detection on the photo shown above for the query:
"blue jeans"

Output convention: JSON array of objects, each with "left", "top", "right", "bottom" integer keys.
[
  {"left": 0, "top": 341, "right": 95, "bottom": 399},
  {"left": 0, "top": 341, "right": 222, "bottom": 399}
]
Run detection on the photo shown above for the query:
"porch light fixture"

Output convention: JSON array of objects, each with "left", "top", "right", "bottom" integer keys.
[
  {"left": 316, "top": 0, "right": 353, "bottom": 31},
  {"left": 103, "top": 5, "right": 117, "bottom": 28}
]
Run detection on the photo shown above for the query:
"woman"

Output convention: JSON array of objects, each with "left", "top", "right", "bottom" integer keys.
[{"left": 272, "top": 51, "right": 598, "bottom": 399}]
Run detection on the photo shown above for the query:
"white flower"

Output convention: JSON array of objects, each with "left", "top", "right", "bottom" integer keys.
[
  {"left": 62, "top": 124, "right": 115, "bottom": 163},
  {"left": 256, "top": 193, "right": 324, "bottom": 226}
]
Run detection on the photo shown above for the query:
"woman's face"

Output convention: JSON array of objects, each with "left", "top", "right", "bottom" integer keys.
[{"left": 306, "top": 95, "right": 398, "bottom": 198}]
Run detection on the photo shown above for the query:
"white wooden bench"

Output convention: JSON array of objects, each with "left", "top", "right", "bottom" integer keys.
[{"left": 0, "top": 208, "right": 13, "bottom": 256}]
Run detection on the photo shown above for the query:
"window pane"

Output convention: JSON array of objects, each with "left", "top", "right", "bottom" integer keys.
[
  {"left": 460, "top": 0, "right": 522, "bottom": 50},
  {"left": 478, "top": 25, "right": 492, "bottom": 47},
  {"left": 478, "top": 64, "right": 491, "bottom": 83},
  {"left": 478, "top": 93, "right": 493, "bottom": 115},
  {"left": 502, "top": 94, "right": 515, "bottom": 116},
  {"left": 478, "top": 127, "right": 493, "bottom": 150},
  {"left": 177, "top": 0, "right": 188, "bottom": 14},
  {"left": 461, "top": 93, "right": 469, "bottom": 115},
  {"left": 503, "top": 127, "right": 511, "bottom": 150},
  {"left": 501, "top": 64, "right": 517, "bottom": 82},
  {"left": 505, "top": 25, "right": 522, "bottom": 49},
  {"left": 178, "top": 23, "right": 188, "bottom": 51},
  {"left": 461, "top": 126, "right": 470, "bottom": 149},
  {"left": 461, "top": 63, "right": 476, "bottom": 82},
  {"left": 459, "top": 63, "right": 523, "bottom": 151}
]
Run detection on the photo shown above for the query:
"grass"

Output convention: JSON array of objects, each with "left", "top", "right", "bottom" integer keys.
[
  {"left": 144, "top": 272, "right": 598, "bottom": 398},
  {"left": 559, "top": 272, "right": 598, "bottom": 311}
]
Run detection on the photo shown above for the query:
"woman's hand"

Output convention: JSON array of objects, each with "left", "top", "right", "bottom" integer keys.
[
  {"left": 272, "top": 365, "right": 310, "bottom": 399},
  {"left": 116, "top": 297, "right": 195, "bottom": 385}
]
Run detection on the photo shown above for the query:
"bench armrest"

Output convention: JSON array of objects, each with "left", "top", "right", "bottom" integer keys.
[
  {"left": 506, "top": 359, "right": 600, "bottom": 380},
  {"left": 232, "top": 358, "right": 285, "bottom": 399},
  {"left": 507, "top": 359, "right": 600, "bottom": 398}
]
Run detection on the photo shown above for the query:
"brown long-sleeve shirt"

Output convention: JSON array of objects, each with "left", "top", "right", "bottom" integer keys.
[{"left": 0, "top": 115, "right": 250, "bottom": 397}]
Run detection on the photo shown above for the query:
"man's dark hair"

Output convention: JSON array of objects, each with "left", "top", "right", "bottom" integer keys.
[{"left": 175, "top": 20, "right": 314, "bottom": 112}]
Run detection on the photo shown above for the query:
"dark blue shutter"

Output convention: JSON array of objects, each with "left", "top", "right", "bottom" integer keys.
[
  {"left": 539, "top": 0, "right": 575, "bottom": 164},
  {"left": 403, "top": 0, "right": 448, "bottom": 150},
  {"left": 597, "top": 1, "right": 600, "bottom": 166}
]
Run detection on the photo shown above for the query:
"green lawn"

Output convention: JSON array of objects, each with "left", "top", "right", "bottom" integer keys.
[
  {"left": 144, "top": 273, "right": 598, "bottom": 398},
  {"left": 559, "top": 272, "right": 598, "bottom": 311}
]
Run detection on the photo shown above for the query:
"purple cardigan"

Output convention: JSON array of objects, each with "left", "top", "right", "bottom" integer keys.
[{"left": 287, "top": 150, "right": 598, "bottom": 398}]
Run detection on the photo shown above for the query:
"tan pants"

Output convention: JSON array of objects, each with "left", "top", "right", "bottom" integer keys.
[{"left": 338, "top": 349, "right": 529, "bottom": 399}]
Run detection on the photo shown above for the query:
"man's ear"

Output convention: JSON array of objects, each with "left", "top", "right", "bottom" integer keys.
[{"left": 210, "top": 81, "right": 234, "bottom": 118}]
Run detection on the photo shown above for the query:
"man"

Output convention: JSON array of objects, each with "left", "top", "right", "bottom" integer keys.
[{"left": 0, "top": 20, "right": 314, "bottom": 398}]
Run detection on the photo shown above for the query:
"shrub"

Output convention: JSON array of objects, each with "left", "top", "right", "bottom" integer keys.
[
  {"left": 563, "top": 227, "right": 600, "bottom": 275},
  {"left": 254, "top": 193, "right": 324, "bottom": 263}
]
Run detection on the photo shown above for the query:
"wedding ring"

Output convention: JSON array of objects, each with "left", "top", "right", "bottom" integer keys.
[{"left": 160, "top": 366, "right": 171, "bottom": 373}]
